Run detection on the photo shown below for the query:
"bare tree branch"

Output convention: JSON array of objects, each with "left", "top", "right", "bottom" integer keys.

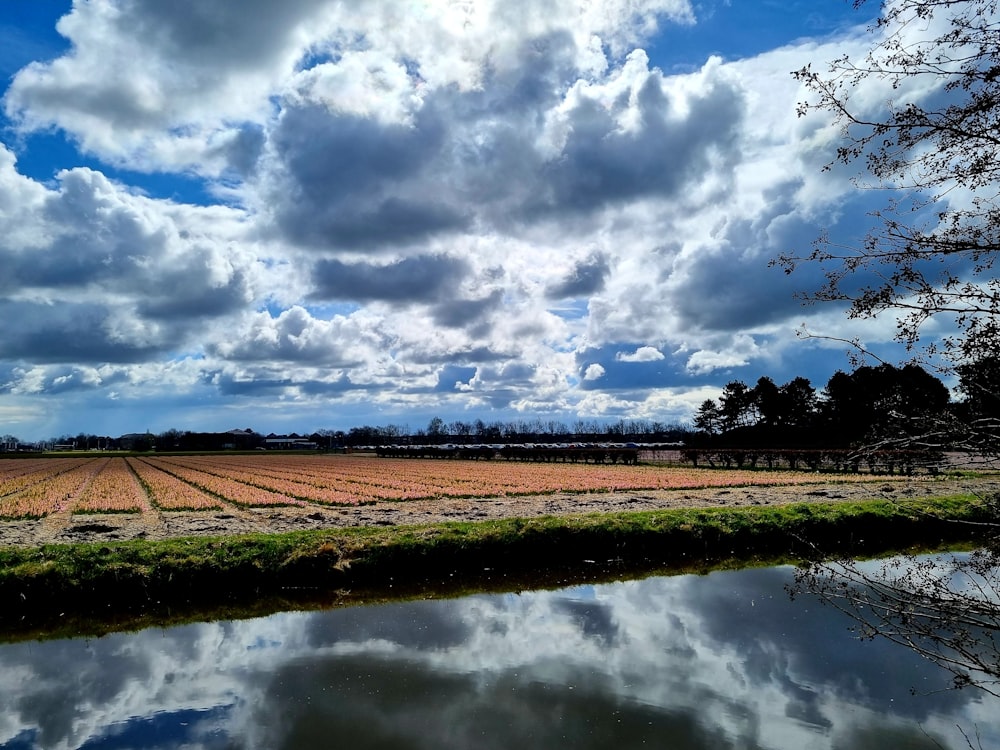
[{"left": 782, "top": 0, "right": 1000, "bottom": 698}]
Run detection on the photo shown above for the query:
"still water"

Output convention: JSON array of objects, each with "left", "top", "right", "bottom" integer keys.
[{"left": 1, "top": 562, "right": 996, "bottom": 750}]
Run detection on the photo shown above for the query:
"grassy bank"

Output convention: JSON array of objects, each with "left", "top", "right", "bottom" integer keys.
[{"left": 0, "top": 494, "right": 994, "bottom": 639}]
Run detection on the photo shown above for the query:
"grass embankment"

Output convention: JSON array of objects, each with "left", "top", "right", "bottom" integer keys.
[{"left": 0, "top": 494, "right": 993, "bottom": 639}]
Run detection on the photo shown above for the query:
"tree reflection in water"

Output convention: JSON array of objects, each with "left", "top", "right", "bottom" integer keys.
[{"left": 791, "top": 546, "right": 1000, "bottom": 748}]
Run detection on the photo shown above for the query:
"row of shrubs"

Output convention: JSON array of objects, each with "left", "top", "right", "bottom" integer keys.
[
  {"left": 372, "top": 444, "right": 943, "bottom": 474},
  {"left": 499, "top": 446, "right": 639, "bottom": 464},
  {"left": 678, "top": 447, "right": 944, "bottom": 475},
  {"left": 375, "top": 445, "right": 640, "bottom": 464}
]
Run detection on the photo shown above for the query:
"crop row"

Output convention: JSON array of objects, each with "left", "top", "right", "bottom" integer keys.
[
  {"left": 74, "top": 458, "right": 152, "bottom": 514},
  {"left": 128, "top": 458, "right": 222, "bottom": 510},
  {"left": 147, "top": 456, "right": 378, "bottom": 504},
  {"left": 0, "top": 459, "right": 104, "bottom": 518},
  {"left": 141, "top": 457, "right": 305, "bottom": 508},
  {"left": 0, "top": 458, "right": 95, "bottom": 498}
]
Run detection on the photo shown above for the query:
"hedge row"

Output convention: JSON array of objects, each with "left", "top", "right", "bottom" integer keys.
[
  {"left": 679, "top": 447, "right": 944, "bottom": 474},
  {"left": 376, "top": 446, "right": 640, "bottom": 464}
]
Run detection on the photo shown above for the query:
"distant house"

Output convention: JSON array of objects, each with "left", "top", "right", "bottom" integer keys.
[
  {"left": 222, "top": 428, "right": 259, "bottom": 450},
  {"left": 263, "top": 435, "right": 319, "bottom": 450}
]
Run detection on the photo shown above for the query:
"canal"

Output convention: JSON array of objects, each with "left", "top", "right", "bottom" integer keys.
[{"left": 0, "top": 557, "right": 996, "bottom": 749}]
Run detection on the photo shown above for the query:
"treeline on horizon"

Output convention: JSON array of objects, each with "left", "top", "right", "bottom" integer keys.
[
  {"left": 10, "top": 416, "right": 693, "bottom": 453},
  {"left": 7, "top": 359, "right": 998, "bottom": 454}
]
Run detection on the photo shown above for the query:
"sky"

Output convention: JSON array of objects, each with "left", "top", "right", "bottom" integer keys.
[{"left": 0, "top": 0, "right": 927, "bottom": 441}]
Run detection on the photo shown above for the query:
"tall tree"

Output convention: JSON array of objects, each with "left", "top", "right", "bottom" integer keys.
[
  {"left": 957, "top": 356, "right": 1000, "bottom": 422},
  {"left": 821, "top": 364, "right": 949, "bottom": 446},
  {"left": 693, "top": 399, "right": 723, "bottom": 435},
  {"left": 753, "top": 376, "right": 783, "bottom": 428},
  {"left": 777, "top": 376, "right": 818, "bottom": 428},
  {"left": 719, "top": 381, "right": 759, "bottom": 431},
  {"left": 777, "top": 0, "right": 1000, "bottom": 368},
  {"left": 954, "top": 355, "right": 1000, "bottom": 455},
  {"left": 426, "top": 417, "right": 446, "bottom": 440}
]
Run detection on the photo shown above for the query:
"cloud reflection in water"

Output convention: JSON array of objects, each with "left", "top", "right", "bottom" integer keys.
[{"left": 0, "top": 564, "right": 995, "bottom": 749}]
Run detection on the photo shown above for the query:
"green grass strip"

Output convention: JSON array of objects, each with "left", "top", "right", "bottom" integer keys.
[{"left": 0, "top": 494, "right": 993, "bottom": 638}]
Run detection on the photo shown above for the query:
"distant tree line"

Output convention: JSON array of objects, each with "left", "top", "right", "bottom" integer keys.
[
  {"left": 4, "top": 418, "right": 690, "bottom": 454},
  {"left": 340, "top": 417, "right": 690, "bottom": 448}
]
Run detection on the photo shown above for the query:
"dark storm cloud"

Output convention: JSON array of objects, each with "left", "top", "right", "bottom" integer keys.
[
  {"left": 263, "top": 38, "right": 745, "bottom": 253},
  {"left": 206, "top": 369, "right": 404, "bottom": 399},
  {"left": 4, "top": 0, "right": 331, "bottom": 133},
  {"left": 311, "top": 254, "right": 471, "bottom": 303},
  {"left": 434, "top": 364, "right": 477, "bottom": 392},
  {"left": 12, "top": 76, "right": 161, "bottom": 132},
  {"left": 271, "top": 106, "right": 436, "bottom": 199},
  {"left": 0, "top": 168, "right": 253, "bottom": 328},
  {"left": 672, "top": 196, "right": 838, "bottom": 331},
  {"left": 475, "top": 361, "right": 537, "bottom": 390},
  {"left": 553, "top": 599, "right": 621, "bottom": 647},
  {"left": 439, "top": 32, "right": 580, "bottom": 205},
  {"left": 3, "top": 240, "right": 252, "bottom": 324},
  {"left": 206, "top": 371, "right": 370, "bottom": 397},
  {"left": 135, "top": 264, "right": 253, "bottom": 320},
  {"left": 4, "top": 168, "right": 174, "bottom": 289},
  {"left": 269, "top": 104, "right": 468, "bottom": 250},
  {"left": 533, "top": 73, "right": 745, "bottom": 215},
  {"left": 213, "top": 124, "right": 266, "bottom": 177},
  {"left": 447, "top": 40, "right": 747, "bottom": 227},
  {"left": 2, "top": 245, "right": 108, "bottom": 291},
  {"left": 125, "top": 0, "right": 327, "bottom": 68},
  {"left": 206, "top": 372, "right": 294, "bottom": 396},
  {"left": 403, "top": 345, "right": 511, "bottom": 366},
  {"left": 0, "top": 302, "right": 175, "bottom": 364},
  {"left": 0, "top": 633, "right": 163, "bottom": 747},
  {"left": 679, "top": 567, "right": 971, "bottom": 719},
  {"left": 495, "top": 361, "right": 537, "bottom": 382},
  {"left": 547, "top": 253, "right": 611, "bottom": 299},
  {"left": 296, "top": 375, "right": 370, "bottom": 395},
  {"left": 302, "top": 598, "right": 474, "bottom": 650},
  {"left": 674, "top": 256, "right": 805, "bottom": 331},
  {"left": 430, "top": 290, "right": 504, "bottom": 328}
]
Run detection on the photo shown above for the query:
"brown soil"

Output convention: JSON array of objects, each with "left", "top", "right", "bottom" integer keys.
[{"left": 1, "top": 475, "right": 996, "bottom": 548}]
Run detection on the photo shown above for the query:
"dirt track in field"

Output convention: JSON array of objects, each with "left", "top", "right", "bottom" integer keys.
[{"left": 1, "top": 475, "right": 996, "bottom": 549}]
